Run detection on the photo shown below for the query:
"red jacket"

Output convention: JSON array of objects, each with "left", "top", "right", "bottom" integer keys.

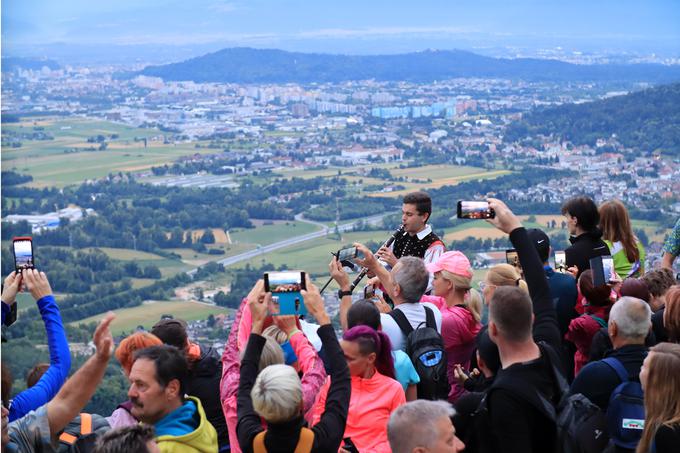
[{"left": 565, "top": 304, "right": 610, "bottom": 376}]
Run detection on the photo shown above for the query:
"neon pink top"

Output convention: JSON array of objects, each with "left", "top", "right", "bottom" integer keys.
[
  {"left": 421, "top": 295, "right": 481, "bottom": 402},
  {"left": 220, "top": 298, "right": 326, "bottom": 453},
  {"left": 311, "top": 371, "right": 405, "bottom": 453}
]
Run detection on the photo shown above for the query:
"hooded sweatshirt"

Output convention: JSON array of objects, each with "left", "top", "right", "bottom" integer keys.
[
  {"left": 156, "top": 396, "right": 218, "bottom": 453},
  {"left": 565, "top": 303, "right": 610, "bottom": 376},
  {"left": 311, "top": 371, "right": 405, "bottom": 453}
]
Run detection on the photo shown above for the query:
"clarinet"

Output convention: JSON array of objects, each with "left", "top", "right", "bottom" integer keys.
[{"left": 348, "top": 225, "right": 405, "bottom": 292}]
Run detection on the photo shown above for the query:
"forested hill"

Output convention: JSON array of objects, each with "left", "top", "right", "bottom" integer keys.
[
  {"left": 504, "top": 83, "right": 680, "bottom": 156},
  {"left": 137, "top": 47, "right": 680, "bottom": 84}
]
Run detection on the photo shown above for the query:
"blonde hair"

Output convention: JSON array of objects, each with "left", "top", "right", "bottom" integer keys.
[
  {"left": 486, "top": 263, "right": 528, "bottom": 293},
  {"left": 262, "top": 325, "right": 288, "bottom": 345},
  {"left": 251, "top": 364, "right": 302, "bottom": 423},
  {"left": 240, "top": 336, "right": 284, "bottom": 372},
  {"left": 637, "top": 343, "right": 680, "bottom": 453},
  {"left": 439, "top": 270, "right": 482, "bottom": 323}
]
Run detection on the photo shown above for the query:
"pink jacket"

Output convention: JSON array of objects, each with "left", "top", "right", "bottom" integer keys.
[
  {"left": 311, "top": 371, "right": 405, "bottom": 453},
  {"left": 421, "top": 295, "right": 481, "bottom": 402},
  {"left": 220, "top": 299, "right": 327, "bottom": 453},
  {"left": 106, "top": 406, "right": 137, "bottom": 429}
]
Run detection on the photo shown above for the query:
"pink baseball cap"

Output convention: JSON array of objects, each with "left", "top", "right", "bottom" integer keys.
[{"left": 426, "top": 251, "right": 473, "bottom": 279}]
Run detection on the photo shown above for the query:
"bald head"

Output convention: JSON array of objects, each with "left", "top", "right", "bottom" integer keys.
[
  {"left": 608, "top": 297, "right": 651, "bottom": 341},
  {"left": 489, "top": 286, "right": 533, "bottom": 343}
]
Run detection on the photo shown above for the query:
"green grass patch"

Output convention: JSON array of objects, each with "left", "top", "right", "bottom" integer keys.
[
  {"left": 70, "top": 300, "right": 230, "bottom": 336},
  {"left": 230, "top": 221, "right": 320, "bottom": 246}
]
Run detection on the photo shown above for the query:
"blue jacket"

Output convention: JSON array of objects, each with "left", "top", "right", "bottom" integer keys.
[
  {"left": 544, "top": 266, "right": 578, "bottom": 337},
  {"left": 8, "top": 295, "right": 71, "bottom": 422}
]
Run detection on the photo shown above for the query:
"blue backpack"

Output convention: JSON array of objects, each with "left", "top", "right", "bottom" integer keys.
[{"left": 602, "top": 357, "right": 645, "bottom": 450}]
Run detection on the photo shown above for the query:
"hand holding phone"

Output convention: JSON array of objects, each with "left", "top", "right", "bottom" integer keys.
[
  {"left": 264, "top": 271, "right": 307, "bottom": 316},
  {"left": 12, "top": 236, "right": 34, "bottom": 273},
  {"left": 554, "top": 251, "right": 567, "bottom": 273}
]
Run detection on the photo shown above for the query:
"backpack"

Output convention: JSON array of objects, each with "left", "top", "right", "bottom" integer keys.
[
  {"left": 57, "top": 413, "right": 110, "bottom": 453},
  {"left": 389, "top": 306, "right": 450, "bottom": 400},
  {"left": 602, "top": 357, "right": 645, "bottom": 450},
  {"left": 253, "top": 427, "right": 314, "bottom": 453}
]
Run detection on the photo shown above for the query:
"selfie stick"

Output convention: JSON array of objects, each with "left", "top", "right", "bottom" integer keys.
[{"left": 319, "top": 225, "right": 405, "bottom": 295}]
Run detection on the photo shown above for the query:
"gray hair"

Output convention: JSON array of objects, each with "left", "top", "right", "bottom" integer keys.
[
  {"left": 393, "top": 256, "right": 429, "bottom": 303},
  {"left": 609, "top": 296, "right": 652, "bottom": 339},
  {"left": 251, "top": 364, "right": 302, "bottom": 423},
  {"left": 240, "top": 336, "right": 284, "bottom": 371},
  {"left": 388, "top": 400, "right": 455, "bottom": 453}
]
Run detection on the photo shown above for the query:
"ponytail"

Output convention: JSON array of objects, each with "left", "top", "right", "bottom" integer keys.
[{"left": 343, "top": 325, "right": 395, "bottom": 379}]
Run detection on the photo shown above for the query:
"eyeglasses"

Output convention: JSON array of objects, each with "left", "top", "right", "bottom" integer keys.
[{"left": 478, "top": 281, "right": 496, "bottom": 291}]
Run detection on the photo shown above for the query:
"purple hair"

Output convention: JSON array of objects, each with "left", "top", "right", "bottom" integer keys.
[{"left": 343, "top": 325, "right": 395, "bottom": 379}]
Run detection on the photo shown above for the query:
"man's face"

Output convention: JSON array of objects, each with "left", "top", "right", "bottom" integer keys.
[
  {"left": 426, "top": 416, "right": 465, "bottom": 453},
  {"left": 402, "top": 203, "right": 427, "bottom": 235},
  {"left": 128, "top": 358, "right": 177, "bottom": 425},
  {"left": 2, "top": 406, "right": 9, "bottom": 447}
]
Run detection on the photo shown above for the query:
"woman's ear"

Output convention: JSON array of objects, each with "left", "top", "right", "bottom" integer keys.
[{"left": 367, "top": 352, "right": 377, "bottom": 365}]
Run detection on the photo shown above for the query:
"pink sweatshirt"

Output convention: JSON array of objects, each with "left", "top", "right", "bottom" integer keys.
[
  {"left": 420, "top": 295, "right": 481, "bottom": 402},
  {"left": 311, "top": 371, "right": 405, "bottom": 453},
  {"left": 220, "top": 298, "right": 327, "bottom": 453}
]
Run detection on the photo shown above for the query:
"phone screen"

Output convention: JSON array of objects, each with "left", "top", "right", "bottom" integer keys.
[
  {"left": 264, "top": 271, "right": 307, "bottom": 316},
  {"left": 602, "top": 256, "right": 614, "bottom": 282},
  {"left": 554, "top": 251, "right": 566, "bottom": 273},
  {"left": 337, "top": 246, "right": 358, "bottom": 262},
  {"left": 505, "top": 249, "right": 520, "bottom": 269},
  {"left": 457, "top": 201, "right": 495, "bottom": 219},
  {"left": 13, "top": 238, "right": 34, "bottom": 272}
]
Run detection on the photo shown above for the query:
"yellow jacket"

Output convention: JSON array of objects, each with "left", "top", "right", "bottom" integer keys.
[{"left": 157, "top": 396, "right": 218, "bottom": 453}]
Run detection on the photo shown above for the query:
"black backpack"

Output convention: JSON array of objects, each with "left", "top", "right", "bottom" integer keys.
[
  {"left": 57, "top": 413, "right": 110, "bottom": 453},
  {"left": 389, "top": 306, "right": 450, "bottom": 400}
]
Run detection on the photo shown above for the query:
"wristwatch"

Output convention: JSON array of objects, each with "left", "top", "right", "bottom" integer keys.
[{"left": 337, "top": 289, "right": 352, "bottom": 298}]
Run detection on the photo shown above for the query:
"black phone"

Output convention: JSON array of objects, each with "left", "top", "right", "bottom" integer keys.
[
  {"left": 342, "top": 437, "right": 360, "bottom": 453},
  {"left": 590, "top": 255, "right": 614, "bottom": 287},
  {"left": 363, "top": 284, "right": 375, "bottom": 299},
  {"left": 13, "top": 236, "right": 34, "bottom": 273},
  {"left": 457, "top": 200, "right": 495, "bottom": 219},
  {"left": 505, "top": 249, "right": 520, "bottom": 269},
  {"left": 337, "top": 246, "right": 358, "bottom": 262},
  {"left": 264, "top": 271, "right": 307, "bottom": 316}
]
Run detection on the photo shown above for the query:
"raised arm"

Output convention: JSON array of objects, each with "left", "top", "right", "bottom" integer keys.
[
  {"left": 1, "top": 271, "right": 22, "bottom": 326},
  {"left": 487, "top": 199, "right": 560, "bottom": 349},
  {"left": 46, "top": 312, "right": 114, "bottom": 438},
  {"left": 9, "top": 270, "right": 71, "bottom": 422},
  {"left": 329, "top": 257, "right": 353, "bottom": 331},
  {"left": 354, "top": 242, "right": 396, "bottom": 300}
]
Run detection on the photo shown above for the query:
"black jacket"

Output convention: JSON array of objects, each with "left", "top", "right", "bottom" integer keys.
[
  {"left": 237, "top": 324, "right": 351, "bottom": 453},
  {"left": 483, "top": 227, "right": 565, "bottom": 453},
  {"left": 565, "top": 229, "right": 610, "bottom": 278},
  {"left": 186, "top": 345, "right": 229, "bottom": 448},
  {"left": 570, "top": 344, "right": 648, "bottom": 410}
]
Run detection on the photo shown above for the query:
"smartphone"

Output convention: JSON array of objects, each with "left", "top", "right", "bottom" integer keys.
[
  {"left": 554, "top": 251, "right": 566, "bottom": 273},
  {"left": 337, "top": 246, "right": 358, "bottom": 262},
  {"left": 363, "top": 284, "right": 375, "bottom": 299},
  {"left": 590, "top": 255, "right": 614, "bottom": 286},
  {"left": 13, "top": 236, "right": 34, "bottom": 273},
  {"left": 505, "top": 249, "right": 520, "bottom": 269},
  {"left": 342, "top": 438, "right": 360, "bottom": 453},
  {"left": 264, "top": 271, "right": 307, "bottom": 316},
  {"left": 457, "top": 200, "right": 495, "bottom": 219}
]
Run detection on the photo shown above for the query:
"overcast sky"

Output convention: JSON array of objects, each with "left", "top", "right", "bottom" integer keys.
[{"left": 3, "top": 0, "right": 679, "bottom": 56}]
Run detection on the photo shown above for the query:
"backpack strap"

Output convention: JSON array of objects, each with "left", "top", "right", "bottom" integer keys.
[
  {"left": 253, "top": 427, "right": 315, "bottom": 453},
  {"left": 588, "top": 314, "right": 608, "bottom": 329},
  {"left": 389, "top": 308, "right": 414, "bottom": 336},
  {"left": 295, "top": 427, "right": 314, "bottom": 453},
  {"left": 602, "top": 357, "right": 629, "bottom": 383},
  {"left": 253, "top": 431, "right": 267, "bottom": 453},
  {"left": 423, "top": 306, "right": 436, "bottom": 330},
  {"left": 59, "top": 413, "right": 92, "bottom": 445}
]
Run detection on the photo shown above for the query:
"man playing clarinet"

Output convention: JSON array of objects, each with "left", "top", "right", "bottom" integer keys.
[{"left": 376, "top": 191, "right": 445, "bottom": 267}]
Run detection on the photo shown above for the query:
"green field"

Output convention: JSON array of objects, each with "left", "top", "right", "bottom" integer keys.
[
  {"left": 1, "top": 117, "right": 218, "bottom": 187},
  {"left": 71, "top": 300, "right": 230, "bottom": 335},
  {"left": 231, "top": 221, "right": 321, "bottom": 246}
]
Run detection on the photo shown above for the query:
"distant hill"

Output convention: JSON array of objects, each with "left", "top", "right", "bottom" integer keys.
[
  {"left": 2, "top": 57, "right": 60, "bottom": 72},
  {"left": 504, "top": 83, "right": 680, "bottom": 156},
  {"left": 137, "top": 47, "right": 680, "bottom": 84}
]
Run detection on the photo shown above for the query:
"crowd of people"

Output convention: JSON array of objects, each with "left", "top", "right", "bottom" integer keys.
[{"left": 2, "top": 191, "right": 680, "bottom": 453}]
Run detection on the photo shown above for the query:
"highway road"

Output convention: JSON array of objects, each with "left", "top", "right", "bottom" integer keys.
[{"left": 187, "top": 213, "right": 394, "bottom": 275}]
